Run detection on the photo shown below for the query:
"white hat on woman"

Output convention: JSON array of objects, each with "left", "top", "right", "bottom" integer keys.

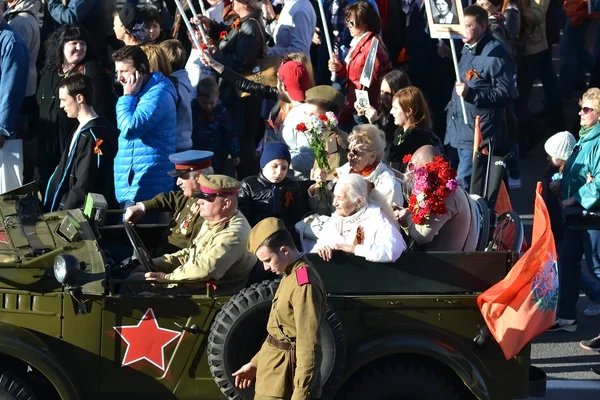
[{"left": 544, "top": 131, "right": 576, "bottom": 161}]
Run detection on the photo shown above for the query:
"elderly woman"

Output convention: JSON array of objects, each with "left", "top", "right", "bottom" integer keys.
[
  {"left": 394, "top": 145, "right": 478, "bottom": 251},
  {"left": 551, "top": 88, "right": 600, "bottom": 332},
  {"left": 310, "top": 124, "right": 403, "bottom": 210},
  {"left": 312, "top": 174, "right": 406, "bottom": 263}
]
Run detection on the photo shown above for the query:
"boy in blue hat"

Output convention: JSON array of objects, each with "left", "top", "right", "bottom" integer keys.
[
  {"left": 239, "top": 142, "right": 304, "bottom": 244},
  {"left": 124, "top": 149, "right": 214, "bottom": 255}
]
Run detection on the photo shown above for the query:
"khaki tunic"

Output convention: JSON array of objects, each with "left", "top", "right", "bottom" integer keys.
[
  {"left": 156, "top": 211, "right": 257, "bottom": 290},
  {"left": 251, "top": 257, "right": 326, "bottom": 400},
  {"left": 142, "top": 191, "right": 205, "bottom": 254}
]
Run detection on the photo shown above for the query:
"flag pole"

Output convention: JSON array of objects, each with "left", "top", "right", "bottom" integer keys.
[
  {"left": 174, "top": 0, "right": 208, "bottom": 46},
  {"left": 316, "top": 0, "right": 336, "bottom": 83},
  {"left": 449, "top": 39, "right": 468, "bottom": 125}
]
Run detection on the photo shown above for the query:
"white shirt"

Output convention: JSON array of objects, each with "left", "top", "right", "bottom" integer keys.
[
  {"left": 68, "top": 117, "right": 98, "bottom": 156},
  {"left": 436, "top": 12, "right": 456, "bottom": 24},
  {"left": 312, "top": 203, "right": 406, "bottom": 263},
  {"left": 281, "top": 103, "right": 314, "bottom": 181},
  {"left": 265, "top": 0, "right": 316, "bottom": 57},
  {"left": 345, "top": 32, "right": 369, "bottom": 64}
]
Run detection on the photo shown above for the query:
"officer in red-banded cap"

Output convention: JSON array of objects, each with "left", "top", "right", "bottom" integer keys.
[
  {"left": 141, "top": 174, "right": 257, "bottom": 294},
  {"left": 124, "top": 150, "right": 214, "bottom": 255}
]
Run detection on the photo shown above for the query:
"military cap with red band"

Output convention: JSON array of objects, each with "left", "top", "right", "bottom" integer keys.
[
  {"left": 167, "top": 150, "right": 214, "bottom": 177},
  {"left": 193, "top": 174, "right": 241, "bottom": 198}
]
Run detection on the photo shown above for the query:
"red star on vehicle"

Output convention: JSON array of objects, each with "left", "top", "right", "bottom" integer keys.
[{"left": 114, "top": 308, "right": 182, "bottom": 371}]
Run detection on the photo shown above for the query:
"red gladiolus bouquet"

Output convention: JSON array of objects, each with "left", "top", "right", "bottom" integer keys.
[{"left": 405, "top": 155, "right": 459, "bottom": 225}]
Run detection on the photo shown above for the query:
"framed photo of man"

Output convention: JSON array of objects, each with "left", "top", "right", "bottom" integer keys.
[{"left": 424, "top": 0, "right": 466, "bottom": 38}]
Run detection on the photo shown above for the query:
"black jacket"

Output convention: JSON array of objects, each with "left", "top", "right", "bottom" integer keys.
[
  {"left": 43, "top": 116, "right": 118, "bottom": 212},
  {"left": 209, "top": 11, "right": 264, "bottom": 104},
  {"left": 388, "top": 126, "right": 444, "bottom": 165},
  {"left": 35, "top": 60, "right": 117, "bottom": 182},
  {"left": 238, "top": 172, "right": 304, "bottom": 230},
  {"left": 220, "top": 66, "right": 279, "bottom": 101}
]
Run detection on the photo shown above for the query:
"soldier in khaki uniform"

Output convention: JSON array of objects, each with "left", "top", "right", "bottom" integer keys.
[
  {"left": 125, "top": 150, "right": 214, "bottom": 255},
  {"left": 139, "top": 175, "right": 257, "bottom": 293},
  {"left": 234, "top": 218, "right": 327, "bottom": 400}
]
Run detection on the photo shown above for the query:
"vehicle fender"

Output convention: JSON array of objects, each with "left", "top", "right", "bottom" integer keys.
[
  {"left": 0, "top": 322, "right": 80, "bottom": 400},
  {"left": 337, "top": 331, "right": 490, "bottom": 400}
]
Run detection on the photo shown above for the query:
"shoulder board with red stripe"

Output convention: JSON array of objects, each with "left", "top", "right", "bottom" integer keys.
[{"left": 295, "top": 266, "right": 310, "bottom": 286}]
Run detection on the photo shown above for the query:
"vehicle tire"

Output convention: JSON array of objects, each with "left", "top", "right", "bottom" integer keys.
[
  {"left": 0, "top": 369, "right": 37, "bottom": 400},
  {"left": 208, "top": 280, "right": 346, "bottom": 400},
  {"left": 340, "top": 362, "right": 459, "bottom": 400}
]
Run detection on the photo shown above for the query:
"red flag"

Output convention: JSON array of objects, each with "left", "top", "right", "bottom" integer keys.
[{"left": 477, "top": 182, "right": 558, "bottom": 360}]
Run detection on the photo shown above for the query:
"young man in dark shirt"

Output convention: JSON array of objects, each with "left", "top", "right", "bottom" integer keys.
[{"left": 44, "top": 73, "right": 118, "bottom": 211}]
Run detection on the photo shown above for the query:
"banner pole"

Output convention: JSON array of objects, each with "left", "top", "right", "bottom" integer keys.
[
  {"left": 316, "top": 0, "right": 336, "bottom": 83},
  {"left": 449, "top": 39, "right": 468, "bottom": 125}
]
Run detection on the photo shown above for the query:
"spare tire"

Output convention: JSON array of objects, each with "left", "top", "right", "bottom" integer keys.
[{"left": 208, "top": 280, "right": 346, "bottom": 400}]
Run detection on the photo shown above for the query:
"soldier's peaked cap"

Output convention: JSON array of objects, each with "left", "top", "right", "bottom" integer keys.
[
  {"left": 247, "top": 217, "right": 287, "bottom": 253},
  {"left": 168, "top": 150, "right": 214, "bottom": 177},
  {"left": 193, "top": 174, "right": 241, "bottom": 197},
  {"left": 305, "top": 85, "right": 345, "bottom": 110}
]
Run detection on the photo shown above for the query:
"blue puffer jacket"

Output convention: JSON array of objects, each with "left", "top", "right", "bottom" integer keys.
[{"left": 114, "top": 72, "right": 177, "bottom": 203}]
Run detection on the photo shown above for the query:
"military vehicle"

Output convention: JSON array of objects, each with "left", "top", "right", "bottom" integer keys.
[{"left": 0, "top": 186, "right": 546, "bottom": 400}]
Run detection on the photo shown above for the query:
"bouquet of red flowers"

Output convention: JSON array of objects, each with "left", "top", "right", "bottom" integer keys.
[{"left": 404, "top": 154, "right": 459, "bottom": 225}]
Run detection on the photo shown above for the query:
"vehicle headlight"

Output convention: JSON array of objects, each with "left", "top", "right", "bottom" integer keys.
[{"left": 54, "top": 254, "right": 80, "bottom": 285}]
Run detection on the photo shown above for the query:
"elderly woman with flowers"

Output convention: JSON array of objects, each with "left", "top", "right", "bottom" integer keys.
[
  {"left": 395, "top": 145, "right": 478, "bottom": 251},
  {"left": 310, "top": 124, "right": 404, "bottom": 213},
  {"left": 312, "top": 174, "right": 406, "bottom": 263}
]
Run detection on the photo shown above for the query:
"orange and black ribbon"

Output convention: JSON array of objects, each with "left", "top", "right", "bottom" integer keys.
[{"left": 94, "top": 139, "right": 103, "bottom": 155}]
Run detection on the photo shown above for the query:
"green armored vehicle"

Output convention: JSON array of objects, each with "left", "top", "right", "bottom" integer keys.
[{"left": 0, "top": 186, "right": 546, "bottom": 400}]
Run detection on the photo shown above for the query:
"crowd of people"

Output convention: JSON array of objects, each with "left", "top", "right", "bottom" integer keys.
[{"left": 1, "top": 0, "right": 600, "bottom": 386}]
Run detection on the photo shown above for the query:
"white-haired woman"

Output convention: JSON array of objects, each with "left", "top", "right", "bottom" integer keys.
[
  {"left": 311, "top": 174, "right": 406, "bottom": 263},
  {"left": 310, "top": 124, "right": 404, "bottom": 212}
]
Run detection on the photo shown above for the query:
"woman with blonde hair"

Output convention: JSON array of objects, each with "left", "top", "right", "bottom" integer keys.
[
  {"left": 551, "top": 87, "right": 600, "bottom": 332},
  {"left": 140, "top": 44, "right": 172, "bottom": 76},
  {"left": 311, "top": 124, "right": 403, "bottom": 210},
  {"left": 388, "top": 86, "right": 443, "bottom": 167}
]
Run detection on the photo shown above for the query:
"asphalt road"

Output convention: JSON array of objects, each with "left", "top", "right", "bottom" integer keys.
[{"left": 510, "top": 42, "right": 600, "bottom": 398}]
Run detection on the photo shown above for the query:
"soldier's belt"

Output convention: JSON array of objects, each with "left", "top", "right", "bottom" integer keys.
[
  {"left": 266, "top": 334, "right": 297, "bottom": 385},
  {"left": 266, "top": 334, "right": 294, "bottom": 350}
]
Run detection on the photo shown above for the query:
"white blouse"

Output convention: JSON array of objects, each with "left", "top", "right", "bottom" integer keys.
[{"left": 312, "top": 203, "right": 406, "bottom": 263}]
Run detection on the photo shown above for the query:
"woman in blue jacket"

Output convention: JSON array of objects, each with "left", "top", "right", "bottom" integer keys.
[{"left": 112, "top": 45, "right": 177, "bottom": 206}]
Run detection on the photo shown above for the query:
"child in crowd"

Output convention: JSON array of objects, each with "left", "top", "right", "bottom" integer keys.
[
  {"left": 544, "top": 130, "right": 577, "bottom": 247},
  {"left": 238, "top": 142, "right": 304, "bottom": 243},
  {"left": 191, "top": 76, "right": 240, "bottom": 175},
  {"left": 160, "top": 39, "right": 194, "bottom": 151},
  {"left": 141, "top": 5, "right": 167, "bottom": 44}
]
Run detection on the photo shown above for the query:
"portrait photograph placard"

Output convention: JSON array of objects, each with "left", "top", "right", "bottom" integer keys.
[{"left": 424, "top": 0, "right": 466, "bottom": 39}]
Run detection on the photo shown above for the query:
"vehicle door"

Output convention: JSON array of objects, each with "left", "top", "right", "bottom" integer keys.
[{"left": 99, "top": 289, "right": 216, "bottom": 396}]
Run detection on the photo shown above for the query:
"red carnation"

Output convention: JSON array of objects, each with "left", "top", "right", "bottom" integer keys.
[
  {"left": 219, "top": 31, "right": 228, "bottom": 40},
  {"left": 318, "top": 114, "right": 328, "bottom": 123},
  {"left": 296, "top": 122, "right": 307, "bottom": 132},
  {"left": 200, "top": 43, "right": 207, "bottom": 50},
  {"left": 402, "top": 154, "right": 412, "bottom": 164}
]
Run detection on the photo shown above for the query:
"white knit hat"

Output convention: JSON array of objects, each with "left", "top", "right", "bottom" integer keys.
[{"left": 544, "top": 131, "right": 576, "bottom": 161}]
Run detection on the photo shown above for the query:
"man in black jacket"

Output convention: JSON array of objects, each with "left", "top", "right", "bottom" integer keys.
[{"left": 44, "top": 73, "right": 118, "bottom": 212}]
